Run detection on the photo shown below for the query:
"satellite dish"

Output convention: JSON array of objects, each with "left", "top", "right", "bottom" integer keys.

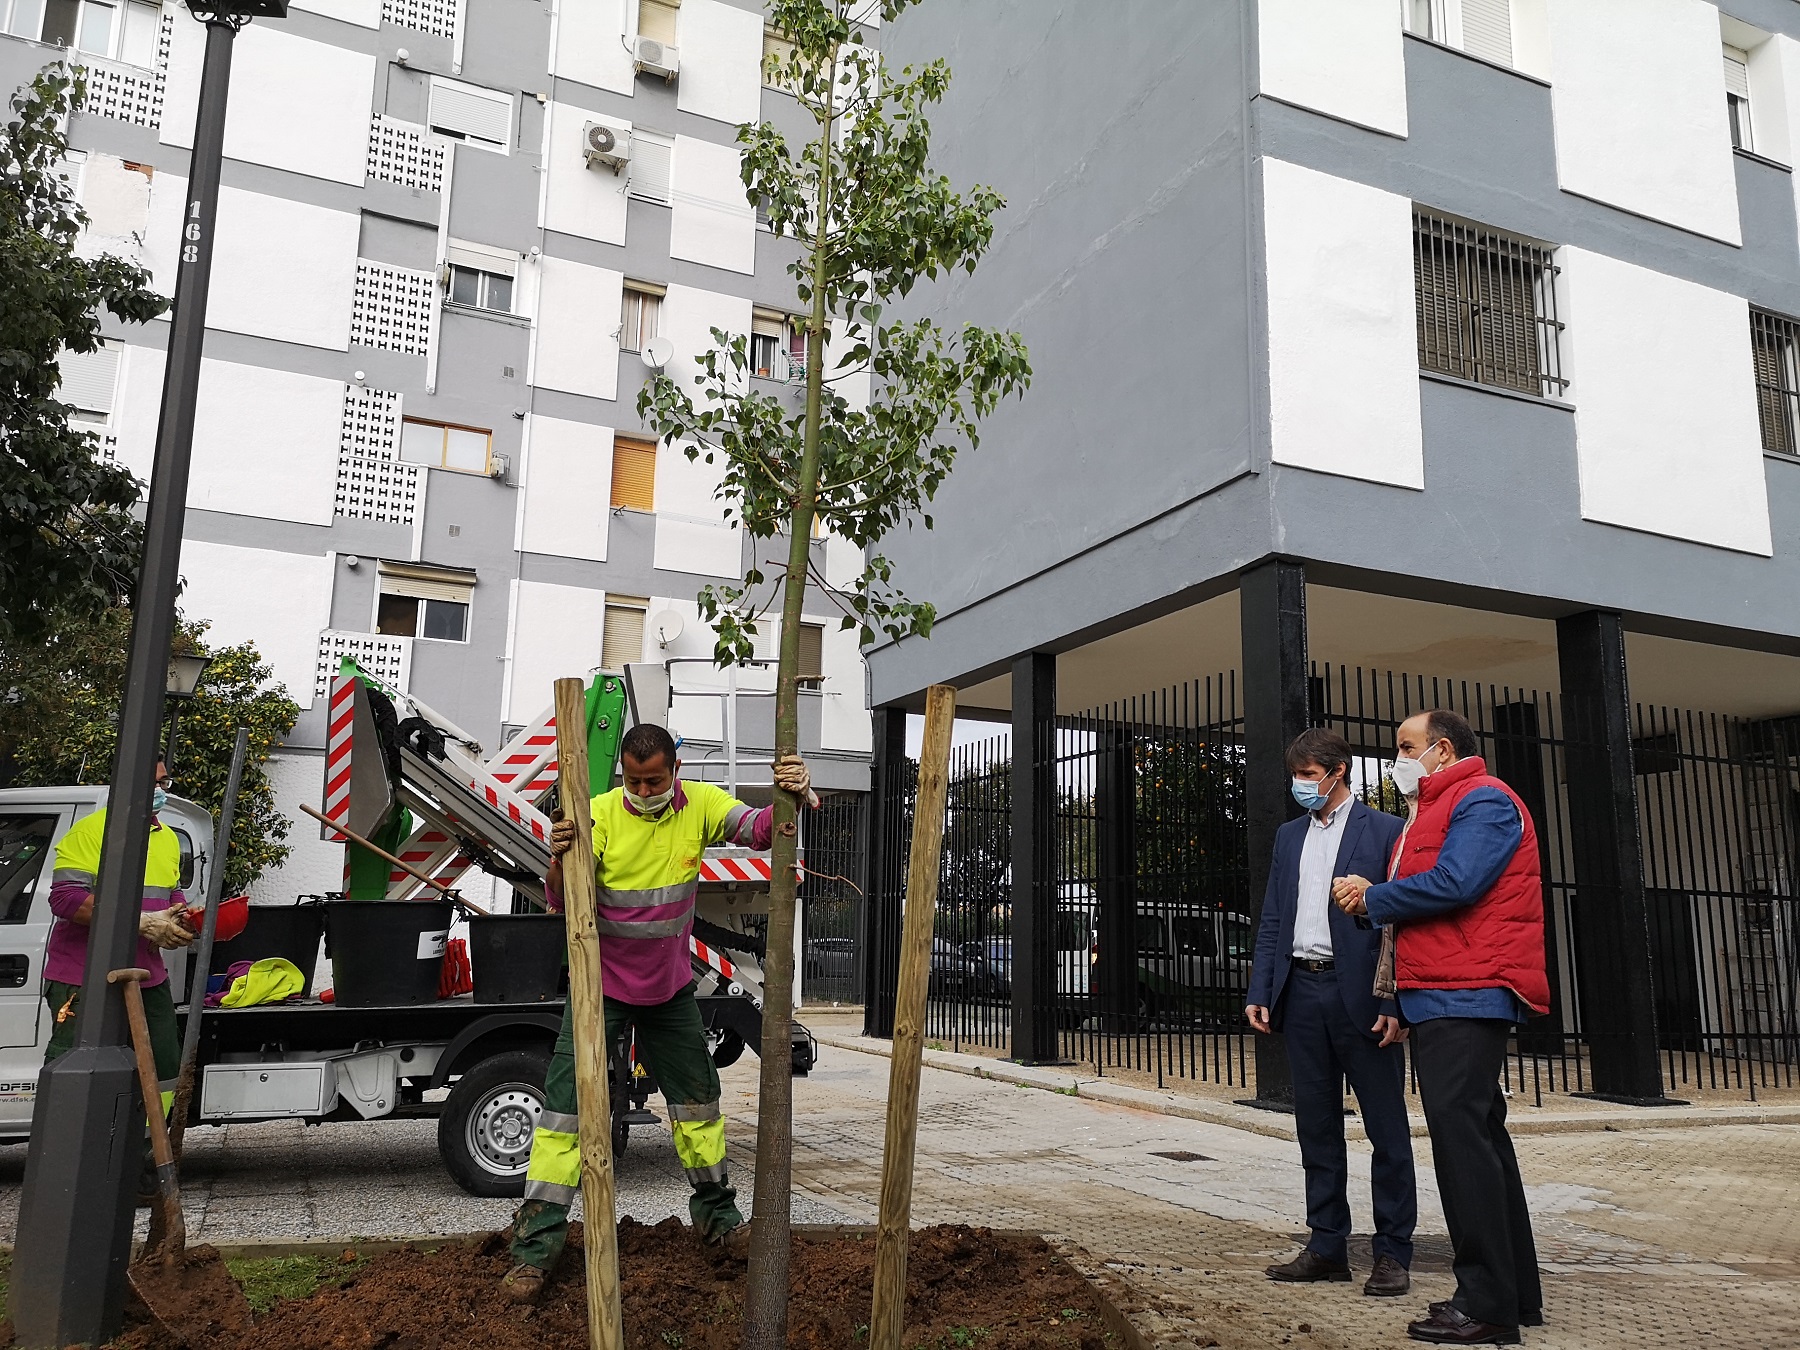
[
  {"left": 586, "top": 123, "right": 616, "bottom": 155},
  {"left": 640, "top": 336, "right": 675, "bottom": 370},
  {"left": 649, "top": 610, "right": 685, "bottom": 648}
]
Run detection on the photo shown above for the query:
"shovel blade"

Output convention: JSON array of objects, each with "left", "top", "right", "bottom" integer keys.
[{"left": 127, "top": 1244, "right": 252, "bottom": 1350}]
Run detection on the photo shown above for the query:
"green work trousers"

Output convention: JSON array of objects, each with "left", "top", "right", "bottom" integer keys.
[
  {"left": 45, "top": 978, "right": 180, "bottom": 1182},
  {"left": 511, "top": 982, "right": 740, "bottom": 1270}
]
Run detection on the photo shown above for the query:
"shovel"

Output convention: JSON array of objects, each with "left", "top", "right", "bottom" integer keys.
[{"left": 111, "top": 967, "right": 252, "bottom": 1348}]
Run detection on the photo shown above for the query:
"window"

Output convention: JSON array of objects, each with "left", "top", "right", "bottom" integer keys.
[
  {"left": 400, "top": 417, "right": 493, "bottom": 474},
  {"left": 376, "top": 561, "right": 474, "bottom": 642},
  {"left": 628, "top": 129, "right": 673, "bottom": 205},
  {"left": 1414, "top": 209, "right": 1566, "bottom": 400},
  {"left": 763, "top": 29, "right": 794, "bottom": 89},
  {"left": 0, "top": 813, "right": 58, "bottom": 925},
  {"left": 57, "top": 340, "right": 120, "bottom": 423},
  {"left": 16, "top": 0, "right": 157, "bottom": 64},
  {"left": 751, "top": 310, "right": 797, "bottom": 378},
  {"left": 601, "top": 597, "right": 647, "bottom": 671},
  {"left": 796, "top": 621, "right": 823, "bottom": 689},
  {"left": 620, "top": 282, "right": 663, "bottom": 352},
  {"left": 1725, "top": 46, "right": 1754, "bottom": 152},
  {"left": 611, "top": 436, "right": 657, "bottom": 510},
  {"left": 1750, "top": 309, "right": 1799, "bottom": 456},
  {"left": 448, "top": 264, "right": 512, "bottom": 313},
  {"left": 428, "top": 76, "right": 512, "bottom": 152},
  {"left": 638, "top": 0, "right": 678, "bottom": 44},
  {"left": 1404, "top": 0, "right": 1513, "bottom": 70}
]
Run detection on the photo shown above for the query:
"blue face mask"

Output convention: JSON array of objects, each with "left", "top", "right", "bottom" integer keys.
[
  {"left": 151, "top": 787, "right": 168, "bottom": 814},
  {"left": 1290, "top": 776, "right": 1333, "bottom": 812}
]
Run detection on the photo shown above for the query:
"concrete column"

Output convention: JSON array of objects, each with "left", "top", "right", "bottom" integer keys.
[
  {"left": 861, "top": 707, "right": 907, "bottom": 1039},
  {"left": 1556, "top": 611, "right": 1666, "bottom": 1102},
  {"left": 1239, "top": 559, "right": 1309, "bottom": 1105},
  {"left": 1010, "top": 652, "right": 1061, "bottom": 1063}
]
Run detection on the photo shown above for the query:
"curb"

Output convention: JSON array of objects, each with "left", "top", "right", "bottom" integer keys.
[{"left": 813, "top": 1031, "right": 1800, "bottom": 1141}]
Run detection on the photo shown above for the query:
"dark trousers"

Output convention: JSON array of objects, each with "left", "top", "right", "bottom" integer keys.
[
  {"left": 1412, "top": 1017, "right": 1542, "bottom": 1327},
  {"left": 1284, "top": 965, "right": 1416, "bottom": 1267}
]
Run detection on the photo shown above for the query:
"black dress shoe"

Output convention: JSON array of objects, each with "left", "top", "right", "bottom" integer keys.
[
  {"left": 1265, "top": 1249, "right": 1352, "bottom": 1282},
  {"left": 1430, "top": 1300, "right": 1541, "bottom": 1328},
  {"left": 1407, "top": 1305, "right": 1520, "bottom": 1345},
  {"left": 1363, "top": 1254, "right": 1410, "bottom": 1297}
]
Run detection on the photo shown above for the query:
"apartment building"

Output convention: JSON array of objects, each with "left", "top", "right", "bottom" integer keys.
[
  {"left": 864, "top": 0, "right": 1800, "bottom": 1098},
  {"left": 2, "top": 0, "right": 876, "bottom": 900}
]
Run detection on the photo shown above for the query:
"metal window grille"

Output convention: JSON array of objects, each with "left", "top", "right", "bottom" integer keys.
[
  {"left": 1751, "top": 309, "right": 1800, "bottom": 456},
  {"left": 1414, "top": 210, "right": 1566, "bottom": 399}
]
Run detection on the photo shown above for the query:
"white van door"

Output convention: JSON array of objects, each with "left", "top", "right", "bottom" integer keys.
[{"left": 0, "top": 807, "right": 68, "bottom": 1049}]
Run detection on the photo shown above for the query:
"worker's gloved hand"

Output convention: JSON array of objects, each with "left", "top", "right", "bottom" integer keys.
[
  {"left": 772, "top": 754, "right": 820, "bottom": 808},
  {"left": 138, "top": 908, "right": 196, "bottom": 950},
  {"left": 549, "top": 818, "right": 577, "bottom": 857}
]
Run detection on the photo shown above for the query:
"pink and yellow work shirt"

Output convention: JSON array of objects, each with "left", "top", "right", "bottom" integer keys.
[
  {"left": 549, "top": 781, "right": 771, "bottom": 1006},
  {"left": 47, "top": 808, "right": 186, "bottom": 988}
]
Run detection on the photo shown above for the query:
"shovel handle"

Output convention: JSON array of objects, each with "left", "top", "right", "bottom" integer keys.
[
  {"left": 298, "top": 803, "right": 485, "bottom": 917},
  {"left": 109, "top": 967, "right": 186, "bottom": 1261}
]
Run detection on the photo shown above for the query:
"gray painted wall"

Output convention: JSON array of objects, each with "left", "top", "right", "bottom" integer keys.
[{"left": 864, "top": 0, "right": 1800, "bottom": 709}]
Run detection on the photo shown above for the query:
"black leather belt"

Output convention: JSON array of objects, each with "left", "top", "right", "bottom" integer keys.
[{"left": 1293, "top": 958, "right": 1335, "bottom": 972}]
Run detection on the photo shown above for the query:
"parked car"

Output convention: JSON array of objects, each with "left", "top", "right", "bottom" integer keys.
[
  {"left": 928, "top": 937, "right": 1002, "bottom": 1000},
  {"left": 976, "top": 908, "right": 1096, "bottom": 1000},
  {"left": 1090, "top": 904, "right": 1254, "bottom": 1026},
  {"left": 803, "top": 936, "right": 856, "bottom": 983}
]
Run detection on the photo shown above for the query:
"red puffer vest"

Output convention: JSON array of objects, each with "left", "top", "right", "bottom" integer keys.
[{"left": 1390, "top": 756, "right": 1550, "bottom": 1013}]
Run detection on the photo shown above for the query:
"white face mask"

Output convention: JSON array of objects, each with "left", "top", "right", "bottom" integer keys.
[
  {"left": 626, "top": 786, "right": 675, "bottom": 816},
  {"left": 1388, "top": 740, "right": 1444, "bottom": 798}
]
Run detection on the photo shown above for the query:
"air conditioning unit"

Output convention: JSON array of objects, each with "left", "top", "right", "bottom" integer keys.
[
  {"left": 634, "top": 36, "right": 679, "bottom": 80},
  {"left": 582, "top": 121, "right": 630, "bottom": 173}
]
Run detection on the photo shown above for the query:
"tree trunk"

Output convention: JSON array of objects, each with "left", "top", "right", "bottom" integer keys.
[{"left": 742, "top": 58, "right": 837, "bottom": 1350}]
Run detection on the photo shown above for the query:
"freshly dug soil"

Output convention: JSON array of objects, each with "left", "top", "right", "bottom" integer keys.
[
  {"left": 114, "top": 1221, "right": 1117, "bottom": 1349},
  {"left": 125, "top": 1244, "right": 252, "bottom": 1350}
]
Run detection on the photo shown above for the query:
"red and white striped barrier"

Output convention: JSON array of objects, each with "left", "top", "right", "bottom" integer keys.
[
  {"left": 699, "top": 855, "right": 774, "bottom": 884},
  {"left": 690, "top": 936, "right": 736, "bottom": 981},
  {"left": 320, "top": 675, "right": 355, "bottom": 842}
]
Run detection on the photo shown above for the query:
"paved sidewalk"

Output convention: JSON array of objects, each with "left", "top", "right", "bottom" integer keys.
[{"left": 1, "top": 1042, "right": 1793, "bottom": 1346}]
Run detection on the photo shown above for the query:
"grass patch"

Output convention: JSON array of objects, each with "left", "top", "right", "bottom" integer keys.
[{"left": 224, "top": 1252, "right": 365, "bottom": 1314}]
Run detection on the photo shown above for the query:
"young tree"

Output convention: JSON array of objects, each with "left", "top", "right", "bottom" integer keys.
[
  {"left": 637, "top": 2, "right": 1030, "bottom": 1342},
  {"left": 0, "top": 66, "right": 167, "bottom": 644},
  {"left": 0, "top": 608, "right": 301, "bottom": 891}
]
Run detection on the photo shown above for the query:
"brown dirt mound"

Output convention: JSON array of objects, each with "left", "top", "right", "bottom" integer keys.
[{"left": 116, "top": 1221, "right": 1116, "bottom": 1349}]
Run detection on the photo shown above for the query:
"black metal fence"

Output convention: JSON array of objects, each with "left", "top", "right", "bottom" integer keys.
[
  {"left": 882, "top": 664, "right": 1800, "bottom": 1101},
  {"left": 800, "top": 791, "right": 867, "bottom": 1006}
]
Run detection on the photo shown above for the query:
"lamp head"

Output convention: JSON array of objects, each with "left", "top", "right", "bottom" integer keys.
[
  {"left": 186, "top": 1, "right": 290, "bottom": 19},
  {"left": 165, "top": 651, "right": 214, "bottom": 699}
]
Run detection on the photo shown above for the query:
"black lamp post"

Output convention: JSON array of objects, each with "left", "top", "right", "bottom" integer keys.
[
  {"left": 11, "top": 5, "right": 288, "bottom": 1346},
  {"left": 162, "top": 650, "right": 214, "bottom": 771}
]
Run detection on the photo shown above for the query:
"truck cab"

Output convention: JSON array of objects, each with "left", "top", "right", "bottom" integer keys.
[{"left": 0, "top": 785, "right": 215, "bottom": 1143}]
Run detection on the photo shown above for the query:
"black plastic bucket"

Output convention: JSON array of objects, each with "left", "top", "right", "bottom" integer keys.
[
  {"left": 469, "top": 913, "right": 566, "bottom": 1003},
  {"left": 210, "top": 902, "right": 326, "bottom": 997},
  {"left": 324, "top": 901, "right": 457, "bottom": 1007}
]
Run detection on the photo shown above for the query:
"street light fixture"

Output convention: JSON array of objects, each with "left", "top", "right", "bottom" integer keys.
[
  {"left": 12, "top": 5, "right": 287, "bottom": 1345},
  {"left": 163, "top": 650, "right": 214, "bottom": 771}
]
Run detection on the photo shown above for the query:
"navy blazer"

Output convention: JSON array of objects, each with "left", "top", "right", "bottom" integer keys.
[{"left": 1246, "top": 798, "right": 1406, "bottom": 1035}]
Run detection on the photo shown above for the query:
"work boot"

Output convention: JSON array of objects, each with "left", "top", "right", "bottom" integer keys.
[
  {"left": 717, "top": 1220, "right": 752, "bottom": 1257},
  {"left": 691, "top": 1178, "right": 744, "bottom": 1242},
  {"left": 500, "top": 1262, "right": 548, "bottom": 1305}
]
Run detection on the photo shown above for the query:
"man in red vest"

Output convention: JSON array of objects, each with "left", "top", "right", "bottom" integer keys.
[{"left": 1332, "top": 709, "right": 1548, "bottom": 1346}]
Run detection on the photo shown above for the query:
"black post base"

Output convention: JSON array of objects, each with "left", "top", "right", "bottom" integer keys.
[{"left": 12, "top": 1048, "right": 143, "bottom": 1349}]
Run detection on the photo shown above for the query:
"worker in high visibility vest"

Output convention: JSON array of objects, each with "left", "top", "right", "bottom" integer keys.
[
  {"left": 502, "top": 723, "right": 814, "bottom": 1303},
  {"left": 46, "top": 759, "right": 196, "bottom": 1202}
]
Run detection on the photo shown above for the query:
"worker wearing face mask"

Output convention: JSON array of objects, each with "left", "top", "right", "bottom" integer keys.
[
  {"left": 502, "top": 722, "right": 816, "bottom": 1303},
  {"left": 1332, "top": 710, "right": 1548, "bottom": 1347}
]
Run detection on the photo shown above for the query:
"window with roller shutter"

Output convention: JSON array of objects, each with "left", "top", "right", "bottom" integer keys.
[
  {"left": 57, "top": 342, "right": 121, "bottom": 423},
  {"left": 611, "top": 437, "right": 657, "bottom": 511},
  {"left": 1725, "top": 46, "right": 1754, "bottom": 152},
  {"left": 628, "top": 131, "right": 674, "bottom": 205},
  {"left": 1414, "top": 209, "right": 1565, "bottom": 400},
  {"left": 376, "top": 561, "right": 474, "bottom": 643},
  {"left": 428, "top": 76, "right": 512, "bottom": 152},
  {"left": 1751, "top": 309, "right": 1799, "bottom": 456},
  {"left": 797, "top": 622, "right": 824, "bottom": 689},
  {"left": 602, "top": 599, "right": 648, "bottom": 672}
]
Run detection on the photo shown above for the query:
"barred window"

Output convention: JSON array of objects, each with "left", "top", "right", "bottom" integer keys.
[
  {"left": 1750, "top": 309, "right": 1800, "bottom": 456},
  {"left": 1414, "top": 210, "right": 1566, "bottom": 400}
]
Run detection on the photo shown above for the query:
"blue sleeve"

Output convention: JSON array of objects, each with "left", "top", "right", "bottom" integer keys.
[{"left": 1364, "top": 789, "right": 1522, "bottom": 925}]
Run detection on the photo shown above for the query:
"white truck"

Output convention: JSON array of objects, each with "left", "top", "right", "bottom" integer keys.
[{"left": 0, "top": 665, "right": 812, "bottom": 1197}]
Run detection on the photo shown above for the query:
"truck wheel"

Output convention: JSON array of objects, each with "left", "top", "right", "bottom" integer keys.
[{"left": 439, "top": 1049, "right": 550, "bottom": 1198}]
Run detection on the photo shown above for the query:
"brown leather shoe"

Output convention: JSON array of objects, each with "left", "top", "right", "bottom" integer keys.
[
  {"left": 500, "top": 1262, "right": 548, "bottom": 1305},
  {"left": 1406, "top": 1305, "right": 1520, "bottom": 1344},
  {"left": 1363, "top": 1254, "right": 1410, "bottom": 1297},
  {"left": 1265, "top": 1249, "right": 1352, "bottom": 1282}
]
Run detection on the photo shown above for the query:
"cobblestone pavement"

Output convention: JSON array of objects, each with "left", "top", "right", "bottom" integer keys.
[{"left": 2, "top": 1046, "right": 1794, "bottom": 1347}]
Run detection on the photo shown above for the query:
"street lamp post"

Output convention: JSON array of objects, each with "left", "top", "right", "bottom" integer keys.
[
  {"left": 162, "top": 650, "right": 214, "bottom": 770},
  {"left": 11, "top": 6, "right": 287, "bottom": 1346}
]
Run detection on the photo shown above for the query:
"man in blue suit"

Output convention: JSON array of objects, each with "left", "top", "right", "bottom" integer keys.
[{"left": 1246, "top": 728, "right": 1416, "bottom": 1297}]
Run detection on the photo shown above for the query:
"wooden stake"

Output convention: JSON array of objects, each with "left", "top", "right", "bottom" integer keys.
[
  {"left": 554, "top": 677, "right": 623, "bottom": 1350},
  {"left": 869, "top": 684, "right": 958, "bottom": 1350}
]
